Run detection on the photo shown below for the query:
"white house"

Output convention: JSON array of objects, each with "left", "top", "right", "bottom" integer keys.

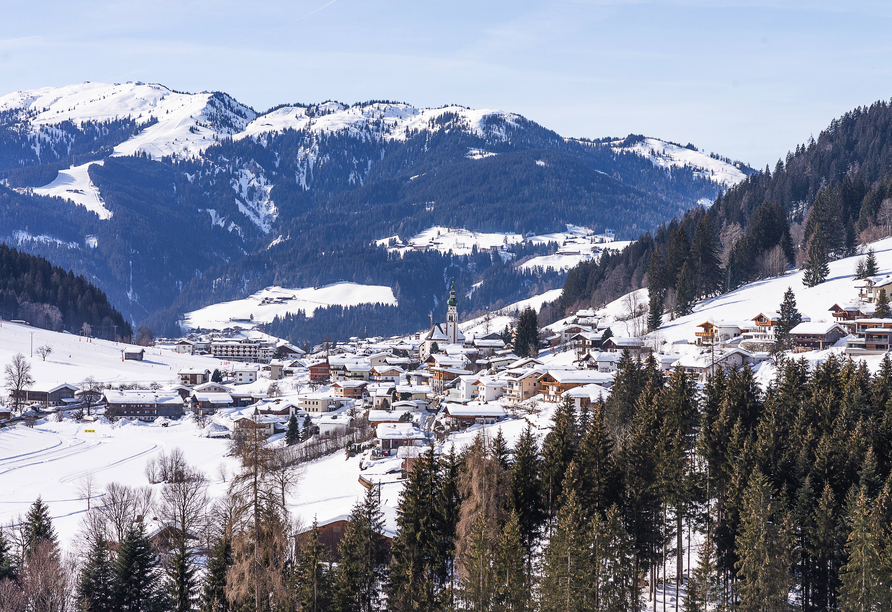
[{"left": 234, "top": 365, "right": 260, "bottom": 385}]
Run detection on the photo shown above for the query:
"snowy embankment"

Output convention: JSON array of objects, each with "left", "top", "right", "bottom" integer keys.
[{"left": 182, "top": 282, "right": 398, "bottom": 331}]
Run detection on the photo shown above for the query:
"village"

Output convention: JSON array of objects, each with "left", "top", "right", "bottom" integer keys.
[{"left": 6, "top": 255, "right": 892, "bottom": 483}]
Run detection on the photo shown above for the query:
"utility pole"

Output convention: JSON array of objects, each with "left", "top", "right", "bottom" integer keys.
[{"left": 30, "top": 332, "right": 34, "bottom": 358}]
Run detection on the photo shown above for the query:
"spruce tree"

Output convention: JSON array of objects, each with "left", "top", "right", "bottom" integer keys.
[
  {"left": 683, "top": 539, "right": 719, "bottom": 612},
  {"left": 674, "top": 261, "right": 695, "bottom": 317},
  {"left": 335, "top": 487, "right": 388, "bottom": 612},
  {"left": 492, "top": 510, "right": 528, "bottom": 612},
  {"left": 839, "top": 487, "right": 888, "bottom": 612},
  {"left": 388, "top": 447, "right": 447, "bottom": 611},
  {"left": 647, "top": 251, "right": 666, "bottom": 332},
  {"left": 802, "top": 236, "right": 830, "bottom": 287},
  {"left": 775, "top": 286, "right": 803, "bottom": 351},
  {"left": 541, "top": 397, "right": 578, "bottom": 520},
  {"left": 874, "top": 288, "right": 891, "bottom": 319},
  {"left": 865, "top": 247, "right": 879, "bottom": 277},
  {"left": 78, "top": 532, "right": 116, "bottom": 612},
  {"left": 114, "top": 522, "right": 165, "bottom": 612},
  {"left": 539, "top": 490, "right": 591, "bottom": 612},
  {"left": 295, "top": 520, "right": 333, "bottom": 612},
  {"left": 734, "top": 471, "right": 793, "bottom": 612},
  {"left": 514, "top": 307, "right": 539, "bottom": 358},
  {"left": 510, "top": 424, "right": 545, "bottom": 561},
  {"left": 690, "top": 215, "right": 724, "bottom": 298},
  {"left": 302, "top": 414, "right": 313, "bottom": 440},
  {"left": 285, "top": 414, "right": 300, "bottom": 446},
  {"left": 199, "top": 532, "right": 232, "bottom": 612},
  {"left": 0, "top": 529, "right": 15, "bottom": 583},
  {"left": 597, "top": 505, "right": 637, "bottom": 612},
  {"left": 22, "top": 496, "right": 56, "bottom": 558},
  {"left": 561, "top": 400, "right": 617, "bottom": 521}
]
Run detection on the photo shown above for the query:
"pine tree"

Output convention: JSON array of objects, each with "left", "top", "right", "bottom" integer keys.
[
  {"left": 114, "top": 522, "right": 166, "bottom": 612},
  {"left": 77, "top": 532, "right": 116, "bottom": 612},
  {"left": 295, "top": 520, "right": 333, "bottom": 612},
  {"left": 874, "top": 288, "right": 891, "bottom": 319},
  {"left": 22, "top": 496, "right": 56, "bottom": 558},
  {"left": 683, "top": 539, "right": 719, "bottom": 612},
  {"left": 775, "top": 286, "right": 803, "bottom": 351},
  {"left": 803, "top": 236, "right": 830, "bottom": 287},
  {"left": 734, "top": 471, "right": 793, "bottom": 612},
  {"left": 839, "top": 487, "right": 888, "bottom": 612},
  {"left": 675, "top": 261, "right": 695, "bottom": 317},
  {"left": 285, "top": 414, "right": 300, "bottom": 446},
  {"left": 335, "top": 487, "right": 388, "bottom": 612},
  {"left": 199, "top": 532, "right": 232, "bottom": 612}
]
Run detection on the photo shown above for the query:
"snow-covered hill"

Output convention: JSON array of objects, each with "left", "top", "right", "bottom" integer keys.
[
  {"left": 608, "top": 136, "right": 750, "bottom": 189},
  {"left": 182, "top": 282, "right": 398, "bottom": 331}
]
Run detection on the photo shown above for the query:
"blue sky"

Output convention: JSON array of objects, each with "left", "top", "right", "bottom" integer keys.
[{"left": 2, "top": 0, "right": 891, "bottom": 167}]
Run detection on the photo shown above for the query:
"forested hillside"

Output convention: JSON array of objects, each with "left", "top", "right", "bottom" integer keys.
[
  {"left": 0, "top": 242, "right": 131, "bottom": 339},
  {"left": 560, "top": 99, "right": 892, "bottom": 318}
]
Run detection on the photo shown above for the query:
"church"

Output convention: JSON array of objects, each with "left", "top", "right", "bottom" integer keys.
[{"left": 420, "top": 282, "right": 466, "bottom": 359}]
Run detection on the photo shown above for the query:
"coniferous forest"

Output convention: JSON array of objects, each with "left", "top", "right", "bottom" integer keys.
[
  {"left": 0, "top": 243, "right": 131, "bottom": 339},
  {"left": 1, "top": 352, "right": 889, "bottom": 610},
  {"left": 561, "top": 99, "right": 892, "bottom": 317}
]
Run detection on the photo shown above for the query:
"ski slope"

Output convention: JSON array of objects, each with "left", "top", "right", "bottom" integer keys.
[{"left": 32, "top": 160, "right": 112, "bottom": 219}]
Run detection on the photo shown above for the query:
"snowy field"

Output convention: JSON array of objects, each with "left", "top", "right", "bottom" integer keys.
[
  {"left": 182, "top": 283, "right": 398, "bottom": 331},
  {"left": 378, "top": 224, "right": 630, "bottom": 272},
  {"left": 0, "top": 321, "right": 225, "bottom": 388},
  {"left": 31, "top": 160, "right": 112, "bottom": 220}
]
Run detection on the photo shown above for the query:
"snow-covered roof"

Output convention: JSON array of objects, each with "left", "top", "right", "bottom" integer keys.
[
  {"left": 103, "top": 391, "right": 183, "bottom": 405},
  {"left": 789, "top": 322, "right": 846, "bottom": 335},
  {"left": 445, "top": 404, "right": 507, "bottom": 418},
  {"left": 562, "top": 383, "right": 611, "bottom": 401},
  {"left": 192, "top": 392, "right": 233, "bottom": 404},
  {"left": 544, "top": 370, "right": 614, "bottom": 385},
  {"left": 376, "top": 423, "right": 425, "bottom": 440}
]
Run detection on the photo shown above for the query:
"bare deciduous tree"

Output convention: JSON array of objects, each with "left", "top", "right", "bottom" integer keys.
[
  {"left": 94, "top": 482, "right": 154, "bottom": 544},
  {"left": 76, "top": 474, "right": 96, "bottom": 511},
  {"left": 5, "top": 353, "right": 34, "bottom": 414},
  {"left": 35, "top": 345, "right": 52, "bottom": 362},
  {"left": 79, "top": 377, "right": 103, "bottom": 417}
]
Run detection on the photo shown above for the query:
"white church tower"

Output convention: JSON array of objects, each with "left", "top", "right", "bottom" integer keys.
[{"left": 446, "top": 280, "right": 459, "bottom": 345}]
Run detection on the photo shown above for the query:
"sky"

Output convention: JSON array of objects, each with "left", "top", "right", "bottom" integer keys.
[{"left": 2, "top": 0, "right": 891, "bottom": 168}]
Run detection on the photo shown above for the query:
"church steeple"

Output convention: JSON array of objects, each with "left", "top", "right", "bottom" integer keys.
[{"left": 446, "top": 280, "right": 458, "bottom": 344}]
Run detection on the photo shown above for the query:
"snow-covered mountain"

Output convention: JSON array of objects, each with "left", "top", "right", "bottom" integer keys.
[
  {"left": 607, "top": 135, "right": 749, "bottom": 189},
  {"left": 0, "top": 81, "right": 753, "bottom": 334}
]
